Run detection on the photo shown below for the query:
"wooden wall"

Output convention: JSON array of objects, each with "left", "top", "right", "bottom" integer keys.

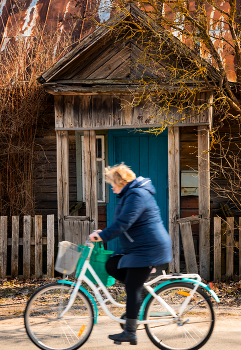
[
  {"left": 34, "top": 119, "right": 107, "bottom": 232},
  {"left": 54, "top": 95, "right": 211, "bottom": 130},
  {"left": 34, "top": 122, "right": 203, "bottom": 248}
]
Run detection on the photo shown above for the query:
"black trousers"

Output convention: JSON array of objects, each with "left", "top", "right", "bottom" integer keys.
[{"left": 105, "top": 255, "right": 151, "bottom": 319}]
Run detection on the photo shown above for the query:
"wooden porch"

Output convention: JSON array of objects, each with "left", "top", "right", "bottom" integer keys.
[{"left": 37, "top": 3, "right": 215, "bottom": 281}]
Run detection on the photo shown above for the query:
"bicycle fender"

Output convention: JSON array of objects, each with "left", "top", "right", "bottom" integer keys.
[
  {"left": 139, "top": 278, "right": 220, "bottom": 321},
  {"left": 57, "top": 280, "right": 98, "bottom": 324}
]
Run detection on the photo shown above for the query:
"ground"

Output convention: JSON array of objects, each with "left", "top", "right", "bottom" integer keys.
[
  {"left": 0, "top": 278, "right": 241, "bottom": 350},
  {"left": 0, "top": 278, "right": 241, "bottom": 319}
]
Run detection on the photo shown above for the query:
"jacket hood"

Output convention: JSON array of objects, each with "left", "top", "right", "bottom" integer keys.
[{"left": 119, "top": 176, "right": 156, "bottom": 197}]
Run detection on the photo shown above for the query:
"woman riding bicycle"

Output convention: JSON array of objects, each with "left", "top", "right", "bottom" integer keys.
[{"left": 89, "top": 163, "right": 172, "bottom": 345}]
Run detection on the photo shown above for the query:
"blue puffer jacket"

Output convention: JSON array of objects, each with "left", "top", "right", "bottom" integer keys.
[{"left": 99, "top": 177, "right": 172, "bottom": 268}]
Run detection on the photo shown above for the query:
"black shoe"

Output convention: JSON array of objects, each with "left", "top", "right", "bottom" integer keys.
[{"left": 109, "top": 318, "right": 137, "bottom": 345}]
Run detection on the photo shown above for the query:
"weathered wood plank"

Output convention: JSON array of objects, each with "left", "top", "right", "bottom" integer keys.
[
  {"left": 0, "top": 217, "right": 7, "bottom": 278},
  {"left": 112, "top": 97, "right": 122, "bottom": 127},
  {"left": 198, "top": 125, "right": 210, "bottom": 280},
  {"left": 31, "top": 217, "right": 35, "bottom": 277},
  {"left": 92, "top": 95, "right": 113, "bottom": 128},
  {"left": 226, "top": 217, "right": 234, "bottom": 280},
  {"left": 81, "top": 96, "right": 93, "bottom": 129},
  {"left": 107, "top": 59, "right": 131, "bottom": 79},
  {"left": 45, "top": 84, "right": 213, "bottom": 96},
  {"left": 35, "top": 215, "right": 42, "bottom": 279},
  {"left": 88, "top": 46, "right": 131, "bottom": 79},
  {"left": 72, "top": 221, "right": 81, "bottom": 246},
  {"left": 84, "top": 130, "right": 98, "bottom": 229},
  {"left": 8, "top": 237, "right": 48, "bottom": 246},
  {"left": 179, "top": 222, "right": 198, "bottom": 274},
  {"left": 65, "top": 216, "right": 89, "bottom": 221},
  {"left": 47, "top": 215, "right": 55, "bottom": 278},
  {"left": 11, "top": 217, "right": 19, "bottom": 278},
  {"left": 214, "top": 217, "right": 221, "bottom": 282},
  {"left": 23, "top": 216, "right": 31, "bottom": 279},
  {"left": 71, "top": 96, "right": 80, "bottom": 129},
  {"left": 63, "top": 96, "right": 74, "bottom": 128},
  {"left": 56, "top": 130, "right": 69, "bottom": 242},
  {"left": 168, "top": 127, "right": 180, "bottom": 273},
  {"left": 46, "top": 79, "right": 139, "bottom": 85},
  {"left": 83, "top": 221, "right": 94, "bottom": 244},
  {"left": 177, "top": 215, "right": 201, "bottom": 224},
  {"left": 63, "top": 220, "right": 73, "bottom": 243},
  {"left": 121, "top": 95, "right": 133, "bottom": 126},
  {"left": 239, "top": 217, "right": 241, "bottom": 282},
  {"left": 83, "top": 42, "right": 130, "bottom": 79},
  {"left": 54, "top": 95, "right": 64, "bottom": 128},
  {"left": 63, "top": 39, "right": 113, "bottom": 79},
  {"left": 63, "top": 220, "right": 93, "bottom": 246}
]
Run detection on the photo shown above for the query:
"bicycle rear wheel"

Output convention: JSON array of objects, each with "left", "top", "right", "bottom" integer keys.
[
  {"left": 144, "top": 282, "right": 215, "bottom": 350},
  {"left": 24, "top": 283, "right": 94, "bottom": 350}
]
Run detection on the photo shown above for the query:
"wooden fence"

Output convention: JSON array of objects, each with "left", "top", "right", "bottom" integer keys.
[
  {"left": 0, "top": 214, "right": 240, "bottom": 281},
  {"left": 0, "top": 215, "right": 55, "bottom": 279},
  {"left": 214, "top": 217, "right": 241, "bottom": 281}
]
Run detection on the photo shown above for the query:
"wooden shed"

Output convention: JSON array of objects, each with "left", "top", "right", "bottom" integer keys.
[{"left": 38, "top": 4, "right": 214, "bottom": 280}]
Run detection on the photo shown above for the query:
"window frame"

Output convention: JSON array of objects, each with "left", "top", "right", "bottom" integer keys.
[{"left": 77, "top": 134, "right": 106, "bottom": 204}]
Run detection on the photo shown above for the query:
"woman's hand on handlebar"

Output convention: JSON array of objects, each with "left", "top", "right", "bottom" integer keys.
[{"left": 89, "top": 229, "right": 103, "bottom": 242}]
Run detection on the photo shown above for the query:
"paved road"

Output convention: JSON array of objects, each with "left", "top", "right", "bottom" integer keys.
[{"left": 0, "top": 313, "right": 241, "bottom": 350}]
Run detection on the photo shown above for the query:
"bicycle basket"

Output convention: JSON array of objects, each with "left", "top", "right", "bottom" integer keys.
[
  {"left": 55, "top": 241, "right": 84, "bottom": 275},
  {"left": 76, "top": 242, "right": 115, "bottom": 287}
]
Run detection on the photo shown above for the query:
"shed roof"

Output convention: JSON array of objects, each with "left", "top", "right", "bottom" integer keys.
[{"left": 38, "top": 3, "right": 220, "bottom": 94}]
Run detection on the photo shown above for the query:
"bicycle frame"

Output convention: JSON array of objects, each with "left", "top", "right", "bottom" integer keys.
[{"left": 58, "top": 242, "right": 219, "bottom": 325}]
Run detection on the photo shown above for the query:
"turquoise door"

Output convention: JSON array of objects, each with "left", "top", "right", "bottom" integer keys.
[{"left": 107, "top": 129, "right": 168, "bottom": 251}]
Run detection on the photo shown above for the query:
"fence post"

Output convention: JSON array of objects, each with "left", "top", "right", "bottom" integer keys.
[
  {"left": 35, "top": 215, "right": 42, "bottom": 279},
  {"left": 239, "top": 217, "right": 241, "bottom": 282},
  {"left": 0, "top": 217, "right": 7, "bottom": 278},
  {"left": 47, "top": 215, "right": 55, "bottom": 278},
  {"left": 23, "top": 216, "right": 31, "bottom": 279},
  {"left": 11, "top": 216, "right": 19, "bottom": 278},
  {"left": 226, "top": 217, "right": 234, "bottom": 280},
  {"left": 214, "top": 217, "right": 221, "bottom": 282}
]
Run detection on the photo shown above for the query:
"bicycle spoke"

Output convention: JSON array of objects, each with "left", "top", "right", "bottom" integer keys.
[
  {"left": 144, "top": 282, "right": 215, "bottom": 350},
  {"left": 25, "top": 283, "right": 94, "bottom": 350}
]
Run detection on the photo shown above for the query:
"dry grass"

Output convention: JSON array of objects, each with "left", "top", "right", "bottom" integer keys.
[{"left": 0, "top": 9, "right": 77, "bottom": 216}]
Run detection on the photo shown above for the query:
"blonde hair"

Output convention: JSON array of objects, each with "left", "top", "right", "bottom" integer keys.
[{"left": 105, "top": 163, "right": 136, "bottom": 187}]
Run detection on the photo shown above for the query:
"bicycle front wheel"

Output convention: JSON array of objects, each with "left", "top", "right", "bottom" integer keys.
[
  {"left": 24, "top": 283, "right": 94, "bottom": 350},
  {"left": 144, "top": 282, "right": 215, "bottom": 350}
]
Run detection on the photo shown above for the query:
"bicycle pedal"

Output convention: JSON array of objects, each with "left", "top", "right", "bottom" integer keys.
[{"left": 114, "top": 341, "right": 121, "bottom": 345}]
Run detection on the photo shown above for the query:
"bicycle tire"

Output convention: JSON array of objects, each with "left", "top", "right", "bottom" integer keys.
[
  {"left": 24, "top": 283, "right": 94, "bottom": 350},
  {"left": 144, "top": 282, "right": 215, "bottom": 350}
]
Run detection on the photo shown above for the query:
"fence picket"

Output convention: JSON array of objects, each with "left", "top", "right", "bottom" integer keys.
[
  {"left": 23, "top": 216, "right": 31, "bottom": 279},
  {"left": 35, "top": 215, "right": 42, "bottom": 279},
  {"left": 0, "top": 217, "right": 7, "bottom": 278},
  {"left": 11, "top": 216, "right": 19, "bottom": 278},
  {"left": 47, "top": 215, "right": 55, "bottom": 278},
  {"left": 226, "top": 217, "right": 234, "bottom": 279},
  {"left": 214, "top": 217, "right": 221, "bottom": 282},
  {"left": 179, "top": 221, "right": 198, "bottom": 274},
  {"left": 239, "top": 217, "right": 241, "bottom": 282}
]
